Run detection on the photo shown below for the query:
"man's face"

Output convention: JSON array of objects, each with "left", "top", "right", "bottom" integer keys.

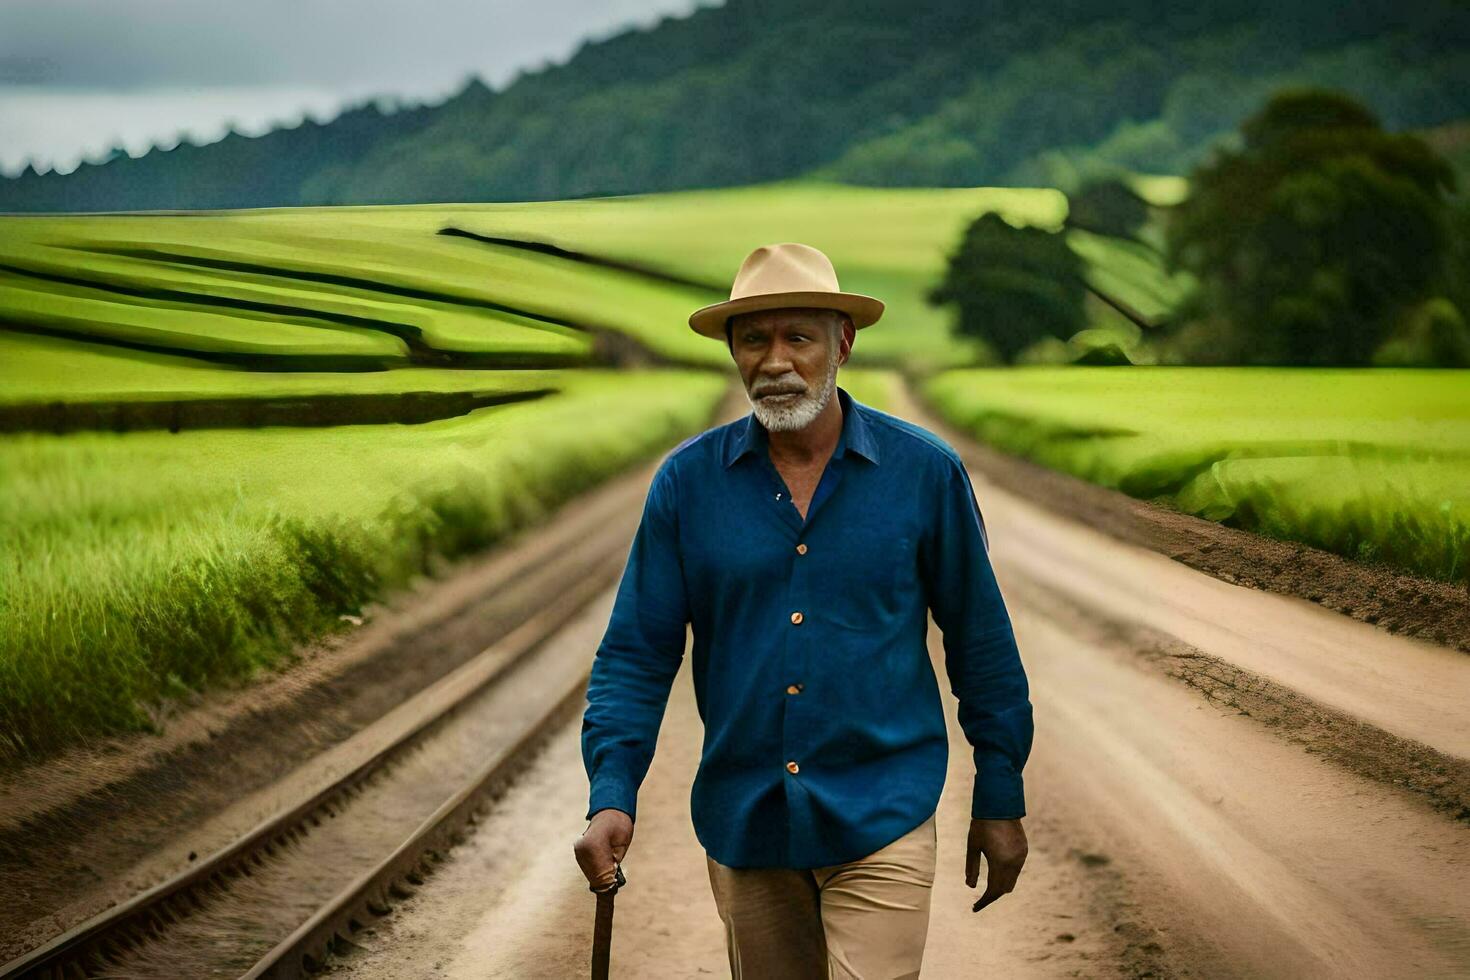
[{"left": 729, "top": 307, "right": 852, "bottom": 433}]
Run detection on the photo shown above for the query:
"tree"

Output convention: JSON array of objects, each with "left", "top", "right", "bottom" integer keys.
[
  {"left": 1371, "top": 297, "right": 1470, "bottom": 367},
  {"left": 1443, "top": 196, "right": 1470, "bottom": 331},
  {"left": 927, "top": 212, "right": 1089, "bottom": 363},
  {"left": 1065, "top": 176, "right": 1150, "bottom": 239},
  {"left": 1164, "top": 87, "right": 1458, "bottom": 365}
]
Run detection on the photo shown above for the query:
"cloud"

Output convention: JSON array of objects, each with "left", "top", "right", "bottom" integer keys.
[
  {"left": 0, "top": 0, "right": 715, "bottom": 174},
  {"left": 0, "top": 0, "right": 710, "bottom": 91}
]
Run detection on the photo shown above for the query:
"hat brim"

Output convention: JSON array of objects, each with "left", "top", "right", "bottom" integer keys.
[{"left": 688, "top": 290, "right": 884, "bottom": 340}]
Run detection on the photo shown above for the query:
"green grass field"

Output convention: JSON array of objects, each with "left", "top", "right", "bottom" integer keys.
[
  {"left": 921, "top": 367, "right": 1470, "bottom": 585},
  {"left": 6, "top": 175, "right": 1457, "bottom": 762},
  {"left": 0, "top": 369, "right": 725, "bottom": 760},
  {"left": 4, "top": 179, "right": 1083, "bottom": 761},
  {"left": 0, "top": 180, "right": 1078, "bottom": 379}
]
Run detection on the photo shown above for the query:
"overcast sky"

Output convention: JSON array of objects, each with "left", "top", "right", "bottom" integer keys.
[{"left": 0, "top": 0, "right": 713, "bottom": 176}]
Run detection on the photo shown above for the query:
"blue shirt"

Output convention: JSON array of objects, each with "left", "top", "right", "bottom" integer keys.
[{"left": 580, "top": 384, "right": 1033, "bottom": 869}]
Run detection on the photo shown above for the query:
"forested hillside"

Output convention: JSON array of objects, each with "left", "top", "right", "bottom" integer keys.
[{"left": 4, "top": 0, "right": 1466, "bottom": 211}]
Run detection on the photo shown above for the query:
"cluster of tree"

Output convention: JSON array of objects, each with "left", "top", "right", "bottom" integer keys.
[
  {"left": 926, "top": 211, "right": 1090, "bottom": 363},
  {"left": 4, "top": 98, "right": 438, "bottom": 212},
  {"left": 926, "top": 186, "right": 1147, "bottom": 367},
  {"left": 1163, "top": 88, "right": 1468, "bottom": 367},
  {"left": 992, "top": 27, "right": 1470, "bottom": 191},
  {"left": 1061, "top": 177, "right": 1149, "bottom": 239},
  {"left": 2, "top": 0, "right": 1467, "bottom": 211},
  {"left": 930, "top": 88, "right": 1469, "bottom": 368}
]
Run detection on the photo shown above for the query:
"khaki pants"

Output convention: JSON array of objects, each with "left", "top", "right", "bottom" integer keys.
[{"left": 705, "top": 811, "right": 938, "bottom": 979}]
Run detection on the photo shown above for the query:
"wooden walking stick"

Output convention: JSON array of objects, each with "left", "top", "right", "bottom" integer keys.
[{"left": 589, "top": 862, "right": 626, "bottom": 979}]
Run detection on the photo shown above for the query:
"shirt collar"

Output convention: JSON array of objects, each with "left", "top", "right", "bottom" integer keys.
[{"left": 723, "top": 384, "right": 880, "bottom": 469}]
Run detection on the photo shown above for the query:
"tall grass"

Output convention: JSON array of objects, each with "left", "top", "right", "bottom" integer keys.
[
  {"left": 0, "top": 369, "right": 728, "bottom": 762},
  {"left": 922, "top": 366, "right": 1470, "bottom": 586}
]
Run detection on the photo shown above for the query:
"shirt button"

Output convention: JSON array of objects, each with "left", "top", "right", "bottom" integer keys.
[
  {"left": 786, "top": 760, "right": 800, "bottom": 774},
  {"left": 796, "top": 543, "right": 808, "bottom": 555},
  {"left": 786, "top": 683, "right": 802, "bottom": 694},
  {"left": 790, "top": 611, "right": 803, "bottom": 625}
]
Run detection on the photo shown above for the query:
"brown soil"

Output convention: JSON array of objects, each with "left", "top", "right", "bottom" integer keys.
[
  {"left": 330, "top": 576, "right": 1470, "bottom": 979},
  {"left": 328, "top": 623, "right": 1203, "bottom": 980},
  {"left": 1005, "top": 572, "right": 1470, "bottom": 825},
  {"left": 327, "top": 377, "right": 1470, "bottom": 979},
  {"left": 902, "top": 375, "right": 1470, "bottom": 656}
]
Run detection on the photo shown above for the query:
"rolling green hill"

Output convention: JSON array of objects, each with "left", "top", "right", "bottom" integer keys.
[{"left": 0, "top": 181, "right": 1102, "bottom": 387}]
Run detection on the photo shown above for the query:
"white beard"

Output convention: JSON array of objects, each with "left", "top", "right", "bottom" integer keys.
[{"left": 748, "top": 342, "right": 840, "bottom": 433}]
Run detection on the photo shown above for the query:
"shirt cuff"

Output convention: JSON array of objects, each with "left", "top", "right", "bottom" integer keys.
[
  {"left": 971, "top": 749, "right": 1026, "bottom": 820},
  {"left": 587, "top": 770, "right": 638, "bottom": 822}
]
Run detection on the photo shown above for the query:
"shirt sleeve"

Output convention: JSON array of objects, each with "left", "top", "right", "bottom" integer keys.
[
  {"left": 921, "top": 452, "right": 1034, "bottom": 820},
  {"left": 580, "top": 454, "right": 691, "bottom": 823}
]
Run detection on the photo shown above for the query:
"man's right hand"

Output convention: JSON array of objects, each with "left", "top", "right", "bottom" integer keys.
[{"left": 574, "top": 807, "right": 634, "bottom": 890}]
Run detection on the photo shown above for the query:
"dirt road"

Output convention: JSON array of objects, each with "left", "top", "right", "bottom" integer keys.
[{"left": 331, "top": 386, "right": 1470, "bottom": 979}]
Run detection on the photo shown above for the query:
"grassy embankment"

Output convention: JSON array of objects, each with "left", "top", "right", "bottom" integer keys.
[
  {"left": 921, "top": 367, "right": 1470, "bottom": 586},
  {"left": 1, "top": 370, "right": 722, "bottom": 761}
]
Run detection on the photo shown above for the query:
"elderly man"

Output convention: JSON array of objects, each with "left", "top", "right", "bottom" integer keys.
[{"left": 574, "top": 242, "right": 1033, "bottom": 978}]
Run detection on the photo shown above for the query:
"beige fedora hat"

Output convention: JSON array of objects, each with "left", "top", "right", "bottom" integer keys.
[{"left": 688, "top": 242, "right": 884, "bottom": 340}]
